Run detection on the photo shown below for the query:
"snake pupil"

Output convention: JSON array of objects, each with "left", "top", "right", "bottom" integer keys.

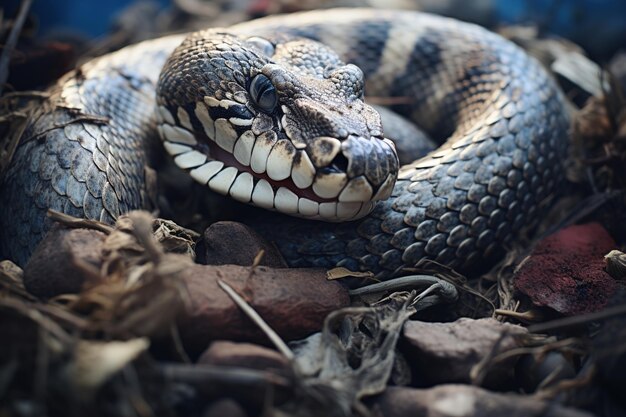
[{"left": 249, "top": 74, "right": 278, "bottom": 113}]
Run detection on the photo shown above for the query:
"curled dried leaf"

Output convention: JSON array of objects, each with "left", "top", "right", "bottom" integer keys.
[
  {"left": 153, "top": 218, "right": 199, "bottom": 259},
  {"left": 604, "top": 249, "right": 626, "bottom": 279},
  {"left": 326, "top": 267, "right": 374, "bottom": 281},
  {"left": 62, "top": 338, "right": 149, "bottom": 400}
]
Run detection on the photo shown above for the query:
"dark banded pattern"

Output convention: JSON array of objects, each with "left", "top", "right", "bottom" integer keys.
[{"left": 0, "top": 9, "right": 569, "bottom": 280}]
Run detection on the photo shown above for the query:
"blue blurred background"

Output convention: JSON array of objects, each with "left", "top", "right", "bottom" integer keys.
[{"left": 2, "top": 0, "right": 625, "bottom": 59}]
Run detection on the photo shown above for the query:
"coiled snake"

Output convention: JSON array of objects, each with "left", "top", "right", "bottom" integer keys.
[{"left": 0, "top": 9, "right": 570, "bottom": 278}]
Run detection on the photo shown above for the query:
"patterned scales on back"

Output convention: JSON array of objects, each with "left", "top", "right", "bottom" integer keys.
[{"left": 0, "top": 10, "right": 569, "bottom": 279}]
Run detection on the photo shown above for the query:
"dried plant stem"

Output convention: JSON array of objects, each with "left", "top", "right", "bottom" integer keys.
[
  {"left": 0, "top": 0, "right": 32, "bottom": 95},
  {"left": 47, "top": 209, "right": 115, "bottom": 234},
  {"left": 528, "top": 303, "right": 626, "bottom": 333},
  {"left": 217, "top": 279, "right": 294, "bottom": 361}
]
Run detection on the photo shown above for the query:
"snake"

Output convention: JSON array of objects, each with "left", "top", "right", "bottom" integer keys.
[{"left": 0, "top": 9, "right": 570, "bottom": 279}]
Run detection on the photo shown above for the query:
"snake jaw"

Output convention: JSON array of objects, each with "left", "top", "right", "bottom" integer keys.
[{"left": 156, "top": 30, "right": 399, "bottom": 221}]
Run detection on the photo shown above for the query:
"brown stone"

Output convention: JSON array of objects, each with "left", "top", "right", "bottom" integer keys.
[
  {"left": 177, "top": 264, "right": 349, "bottom": 356},
  {"left": 23, "top": 225, "right": 106, "bottom": 298},
  {"left": 369, "top": 385, "right": 594, "bottom": 417},
  {"left": 514, "top": 222, "right": 617, "bottom": 315},
  {"left": 402, "top": 318, "right": 527, "bottom": 386},
  {"left": 198, "top": 341, "right": 290, "bottom": 374},
  {"left": 200, "top": 221, "right": 287, "bottom": 268}
]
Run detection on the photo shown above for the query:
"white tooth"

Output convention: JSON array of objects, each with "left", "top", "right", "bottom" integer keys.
[
  {"left": 319, "top": 202, "right": 337, "bottom": 219},
  {"left": 250, "top": 132, "right": 277, "bottom": 174},
  {"left": 157, "top": 125, "right": 164, "bottom": 140},
  {"left": 233, "top": 131, "right": 255, "bottom": 166},
  {"left": 337, "top": 202, "right": 362, "bottom": 219},
  {"left": 204, "top": 96, "right": 220, "bottom": 107},
  {"left": 208, "top": 166, "right": 238, "bottom": 194},
  {"left": 312, "top": 172, "right": 348, "bottom": 199},
  {"left": 195, "top": 102, "right": 215, "bottom": 139},
  {"left": 251, "top": 179, "right": 274, "bottom": 209},
  {"left": 338, "top": 176, "right": 373, "bottom": 202},
  {"left": 177, "top": 107, "right": 193, "bottom": 130},
  {"left": 229, "top": 117, "right": 253, "bottom": 126},
  {"left": 215, "top": 118, "right": 237, "bottom": 153},
  {"left": 274, "top": 187, "right": 298, "bottom": 214},
  {"left": 158, "top": 106, "right": 175, "bottom": 124},
  {"left": 161, "top": 124, "right": 197, "bottom": 145},
  {"left": 189, "top": 161, "right": 223, "bottom": 184},
  {"left": 174, "top": 150, "right": 207, "bottom": 169},
  {"left": 229, "top": 172, "right": 254, "bottom": 202},
  {"left": 266, "top": 140, "right": 296, "bottom": 181},
  {"left": 163, "top": 141, "right": 192, "bottom": 156},
  {"left": 372, "top": 173, "right": 396, "bottom": 201},
  {"left": 292, "top": 151, "right": 315, "bottom": 189},
  {"left": 298, "top": 198, "right": 319, "bottom": 216}
]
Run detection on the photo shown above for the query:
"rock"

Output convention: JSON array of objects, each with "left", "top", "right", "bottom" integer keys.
[
  {"left": 203, "top": 398, "right": 247, "bottom": 417},
  {"left": 23, "top": 225, "right": 106, "bottom": 298},
  {"left": 402, "top": 318, "right": 527, "bottom": 386},
  {"left": 177, "top": 264, "right": 349, "bottom": 356},
  {"left": 514, "top": 223, "right": 617, "bottom": 315},
  {"left": 198, "top": 341, "right": 290, "bottom": 374},
  {"left": 369, "top": 385, "right": 594, "bottom": 417},
  {"left": 200, "top": 221, "right": 287, "bottom": 268}
]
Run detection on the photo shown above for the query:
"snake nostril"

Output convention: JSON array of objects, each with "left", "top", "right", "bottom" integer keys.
[{"left": 329, "top": 153, "right": 349, "bottom": 173}]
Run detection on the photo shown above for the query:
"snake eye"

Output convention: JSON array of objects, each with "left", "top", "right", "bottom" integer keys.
[{"left": 249, "top": 74, "right": 278, "bottom": 113}]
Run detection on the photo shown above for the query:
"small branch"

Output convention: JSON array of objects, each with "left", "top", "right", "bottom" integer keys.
[
  {"left": 349, "top": 274, "right": 458, "bottom": 304},
  {"left": 528, "top": 303, "right": 626, "bottom": 333},
  {"left": 161, "top": 362, "right": 290, "bottom": 388},
  {"left": 0, "top": 0, "right": 33, "bottom": 95},
  {"left": 47, "top": 209, "right": 115, "bottom": 234},
  {"left": 217, "top": 279, "right": 294, "bottom": 361}
]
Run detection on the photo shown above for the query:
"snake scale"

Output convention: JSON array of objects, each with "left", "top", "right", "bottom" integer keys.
[{"left": 0, "top": 9, "right": 569, "bottom": 279}]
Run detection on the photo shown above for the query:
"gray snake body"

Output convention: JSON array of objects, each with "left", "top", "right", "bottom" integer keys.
[{"left": 0, "top": 9, "right": 569, "bottom": 278}]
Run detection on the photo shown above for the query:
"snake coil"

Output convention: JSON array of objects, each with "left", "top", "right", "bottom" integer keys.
[{"left": 0, "top": 9, "right": 569, "bottom": 279}]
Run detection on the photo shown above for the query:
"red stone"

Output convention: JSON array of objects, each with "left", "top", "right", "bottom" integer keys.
[
  {"left": 23, "top": 225, "right": 106, "bottom": 298},
  {"left": 198, "top": 340, "right": 290, "bottom": 374},
  {"left": 177, "top": 264, "right": 349, "bottom": 356},
  {"left": 200, "top": 221, "right": 287, "bottom": 268},
  {"left": 514, "top": 223, "right": 617, "bottom": 315}
]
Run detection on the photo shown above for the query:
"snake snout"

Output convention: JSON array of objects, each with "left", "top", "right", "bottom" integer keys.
[{"left": 339, "top": 134, "right": 399, "bottom": 202}]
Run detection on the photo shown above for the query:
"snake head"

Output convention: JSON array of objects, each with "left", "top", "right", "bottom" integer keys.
[{"left": 156, "top": 31, "right": 398, "bottom": 221}]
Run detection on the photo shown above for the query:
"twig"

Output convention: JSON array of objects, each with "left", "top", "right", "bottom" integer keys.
[
  {"left": 0, "top": 90, "right": 49, "bottom": 101},
  {"left": 161, "top": 362, "right": 290, "bottom": 388},
  {"left": 495, "top": 308, "right": 545, "bottom": 323},
  {"left": 0, "top": 298, "right": 72, "bottom": 345},
  {"left": 528, "top": 303, "right": 626, "bottom": 334},
  {"left": 217, "top": 279, "right": 294, "bottom": 361},
  {"left": 0, "top": 0, "right": 32, "bottom": 95},
  {"left": 169, "top": 324, "right": 191, "bottom": 364},
  {"left": 47, "top": 209, "right": 115, "bottom": 234},
  {"left": 349, "top": 274, "right": 458, "bottom": 304},
  {"left": 127, "top": 211, "right": 163, "bottom": 263},
  {"left": 23, "top": 114, "right": 110, "bottom": 144}
]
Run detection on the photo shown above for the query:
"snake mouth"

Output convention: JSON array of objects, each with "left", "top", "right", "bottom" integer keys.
[{"left": 157, "top": 103, "right": 387, "bottom": 221}]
